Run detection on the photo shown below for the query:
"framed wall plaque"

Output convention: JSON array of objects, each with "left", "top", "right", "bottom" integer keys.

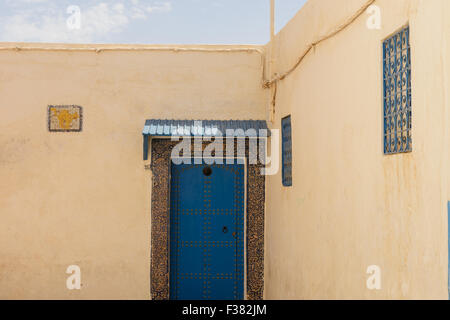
[{"left": 48, "top": 105, "right": 83, "bottom": 132}]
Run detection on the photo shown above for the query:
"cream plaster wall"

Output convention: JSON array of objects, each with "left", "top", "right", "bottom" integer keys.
[
  {"left": 264, "top": 0, "right": 450, "bottom": 299},
  {"left": 1, "top": 0, "right": 449, "bottom": 301},
  {"left": 0, "top": 44, "right": 266, "bottom": 299}
]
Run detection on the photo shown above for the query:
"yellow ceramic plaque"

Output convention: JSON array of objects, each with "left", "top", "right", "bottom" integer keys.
[{"left": 48, "top": 105, "right": 83, "bottom": 132}]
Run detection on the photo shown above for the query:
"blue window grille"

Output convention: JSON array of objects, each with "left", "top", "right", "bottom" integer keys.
[
  {"left": 383, "top": 26, "right": 412, "bottom": 154},
  {"left": 282, "top": 115, "right": 292, "bottom": 187}
]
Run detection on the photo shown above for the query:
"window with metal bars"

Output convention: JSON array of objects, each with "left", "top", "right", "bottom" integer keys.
[
  {"left": 282, "top": 115, "right": 292, "bottom": 187},
  {"left": 383, "top": 25, "right": 412, "bottom": 154}
]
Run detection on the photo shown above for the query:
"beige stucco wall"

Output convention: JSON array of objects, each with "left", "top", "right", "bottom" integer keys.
[
  {"left": 0, "top": 43, "right": 266, "bottom": 299},
  {"left": 264, "top": 0, "right": 450, "bottom": 299}
]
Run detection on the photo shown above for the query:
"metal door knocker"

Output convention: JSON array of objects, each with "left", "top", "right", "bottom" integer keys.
[
  {"left": 222, "top": 226, "right": 228, "bottom": 234},
  {"left": 203, "top": 166, "right": 212, "bottom": 176}
]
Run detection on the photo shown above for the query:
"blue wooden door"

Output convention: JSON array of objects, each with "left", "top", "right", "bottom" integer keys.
[{"left": 169, "top": 161, "right": 244, "bottom": 300}]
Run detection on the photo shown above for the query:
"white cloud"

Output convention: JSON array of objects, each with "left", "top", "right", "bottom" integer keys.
[
  {"left": 131, "top": 7, "right": 147, "bottom": 19},
  {"left": 4, "top": 0, "right": 49, "bottom": 5},
  {"left": 16, "top": 0, "right": 49, "bottom": 2},
  {"left": 1, "top": 1, "right": 172, "bottom": 43},
  {"left": 147, "top": 2, "right": 172, "bottom": 13}
]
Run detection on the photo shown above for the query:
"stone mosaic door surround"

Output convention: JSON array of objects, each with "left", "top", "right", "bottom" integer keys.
[{"left": 149, "top": 138, "right": 265, "bottom": 300}]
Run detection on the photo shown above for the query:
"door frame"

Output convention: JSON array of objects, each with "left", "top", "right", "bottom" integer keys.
[{"left": 149, "top": 138, "right": 265, "bottom": 300}]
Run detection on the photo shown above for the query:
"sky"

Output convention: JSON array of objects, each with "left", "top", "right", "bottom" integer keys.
[{"left": 0, "top": 0, "right": 308, "bottom": 45}]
